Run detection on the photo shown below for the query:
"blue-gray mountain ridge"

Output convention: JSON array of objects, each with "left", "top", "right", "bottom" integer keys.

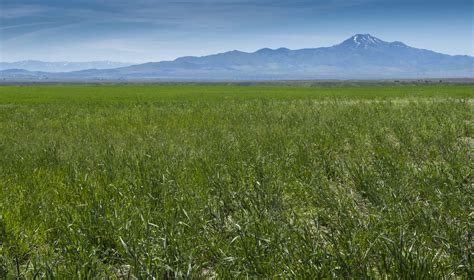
[
  {"left": 0, "top": 61, "right": 132, "bottom": 73},
  {"left": 1, "top": 34, "right": 473, "bottom": 81}
]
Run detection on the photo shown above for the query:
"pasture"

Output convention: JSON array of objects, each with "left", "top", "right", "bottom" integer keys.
[{"left": 0, "top": 84, "right": 472, "bottom": 278}]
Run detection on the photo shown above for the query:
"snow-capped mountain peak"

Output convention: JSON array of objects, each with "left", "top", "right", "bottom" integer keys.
[
  {"left": 338, "top": 34, "right": 387, "bottom": 49},
  {"left": 353, "top": 34, "right": 382, "bottom": 44}
]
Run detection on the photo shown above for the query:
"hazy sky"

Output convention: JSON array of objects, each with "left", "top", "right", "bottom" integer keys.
[{"left": 1, "top": 0, "right": 473, "bottom": 62}]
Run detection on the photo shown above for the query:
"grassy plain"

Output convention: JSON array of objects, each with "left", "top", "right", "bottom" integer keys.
[{"left": 0, "top": 84, "right": 473, "bottom": 278}]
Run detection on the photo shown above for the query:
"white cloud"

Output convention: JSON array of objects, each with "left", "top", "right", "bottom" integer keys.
[{"left": 0, "top": 5, "right": 48, "bottom": 19}]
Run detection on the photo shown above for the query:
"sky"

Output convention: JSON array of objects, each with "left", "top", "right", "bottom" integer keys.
[{"left": 1, "top": 0, "right": 473, "bottom": 63}]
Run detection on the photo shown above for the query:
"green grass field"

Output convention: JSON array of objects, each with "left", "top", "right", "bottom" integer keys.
[{"left": 0, "top": 84, "right": 473, "bottom": 278}]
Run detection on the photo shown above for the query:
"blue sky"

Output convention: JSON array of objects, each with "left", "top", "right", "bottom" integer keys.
[{"left": 1, "top": 0, "right": 473, "bottom": 62}]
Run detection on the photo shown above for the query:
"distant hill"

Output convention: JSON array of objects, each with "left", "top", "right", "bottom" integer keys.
[
  {"left": 0, "top": 60, "right": 132, "bottom": 73},
  {"left": 1, "top": 34, "right": 473, "bottom": 81}
]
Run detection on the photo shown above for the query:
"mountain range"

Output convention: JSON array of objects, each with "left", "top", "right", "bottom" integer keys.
[
  {"left": 0, "top": 60, "right": 132, "bottom": 73},
  {"left": 1, "top": 34, "right": 473, "bottom": 81}
]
